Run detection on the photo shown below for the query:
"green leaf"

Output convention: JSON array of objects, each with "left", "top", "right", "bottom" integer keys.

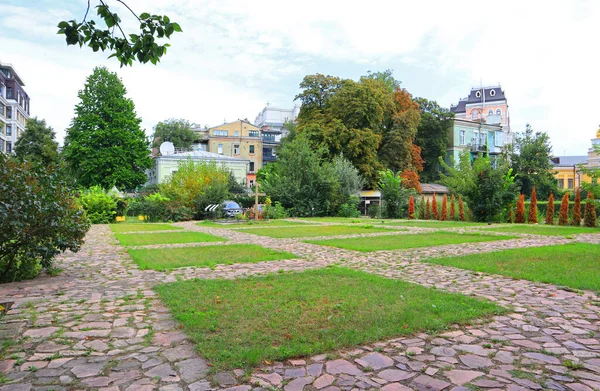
[
  {"left": 171, "top": 22, "right": 182, "bottom": 32},
  {"left": 163, "top": 15, "right": 170, "bottom": 23},
  {"left": 139, "top": 12, "right": 150, "bottom": 19}
]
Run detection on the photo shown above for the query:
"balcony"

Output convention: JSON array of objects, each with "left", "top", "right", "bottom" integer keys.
[
  {"left": 470, "top": 144, "right": 487, "bottom": 152},
  {"left": 263, "top": 155, "right": 277, "bottom": 162}
]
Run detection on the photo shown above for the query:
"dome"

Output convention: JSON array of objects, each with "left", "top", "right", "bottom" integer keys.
[{"left": 597, "top": 126, "right": 600, "bottom": 138}]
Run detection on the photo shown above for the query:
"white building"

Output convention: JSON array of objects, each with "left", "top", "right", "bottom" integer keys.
[
  {"left": 254, "top": 104, "right": 300, "bottom": 165},
  {"left": 0, "top": 62, "right": 30, "bottom": 154}
]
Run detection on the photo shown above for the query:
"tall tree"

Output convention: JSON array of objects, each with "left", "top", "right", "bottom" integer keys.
[
  {"left": 14, "top": 118, "right": 60, "bottom": 166},
  {"left": 414, "top": 98, "right": 454, "bottom": 183},
  {"left": 152, "top": 119, "right": 198, "bottom": 150},
  {"left": 58, "top": 1, "right": 181, "bottom": 66},
  {"left": 509, "top": 124, "right": 557, "bottom": 199},
  {"left": 63, "top": 66, "right": 152, "bottom": 190}
]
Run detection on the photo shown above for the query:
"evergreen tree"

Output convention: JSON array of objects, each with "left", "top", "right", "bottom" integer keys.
[
  {"left": 450, "top": 194, "right": 456, "bottom": 220},
  {"left": 440, "top": 194, "right": 448, "bottom": 221},
  {"left": 545, "top": 193, "right": 555, "bottom": 225},
  {"left": 431, "top": 193, "right": 438, "bottom": 220},
  {"left": 584, "top": 193, "right": 597, "bottom": 227},
  {"left": 558, "top": 193, "right": 570, "bottom": 226},
  {"left": 515, "top": 194, "right": 526, "bottom": 223},
  {"left": 408, "top": 195, "right": 415, "bottom": 220},
  {"left": 528, "top": 187, "right": 538, "bottom": 224},
  {"left": 418, "top": 195, "right": 426, "bottom": 219},
  {"left": 63, "top": 67, "right": 152, "bottom": 190},
  {"left": 14, "top": 118, "right": 59, "bottom": 166},
  {"left": 425, "top": 199, "right": 431, "bottom": 220},
  {"left": 571, "top": 188, "right": 582, "bottom": 226},
  {"left": 458, "top": 196, "right": 465, "bottom": 221}
]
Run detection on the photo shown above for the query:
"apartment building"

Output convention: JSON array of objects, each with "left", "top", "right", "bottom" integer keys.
[
  {"left": 0, "top": 62, "right": 30, "bottom": 154},
  {"left": 254, "top": 104, "right": 299, "bottom": 165}
]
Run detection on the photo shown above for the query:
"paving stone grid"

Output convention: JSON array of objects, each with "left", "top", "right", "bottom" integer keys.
[{"left": 0, "top": 221, "right": 599, "bottom": 391}]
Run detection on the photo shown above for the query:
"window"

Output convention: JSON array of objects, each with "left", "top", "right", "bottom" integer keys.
[
  {"left": 213, "top": 130, "right": 228, "bottom": 136},
  {"left": 479, "top": 132, "right": 486, "bottom": 145},
  {"left": 568, "top": 178, "right": 574, "bottom": 189},
  {"left": 496, "top": 109, "right": 501, "bottom": 116},
  {"left": 490, "top": 89, "right": 496, "bottom": 97},
  {"left": 217, "top": 144, "right": 223, "bottom": 154},
  {"left": 249, "top": 130, "right": 259, "bottom": 137},
  {"left": 6, "top": 88, "right": 13, "bottom": 100},
  {"left": 249, "top": 162, "right": 255, "bottom": 172},
  {"left": 475, "top": 91, "right": 481, "bottom": 98},
  {"left": 6, "top": 142, "right": 11, "bottom": 153},
  {"left": 471, "top": 111, "right": 478, "bottom": 120},
  {"left": 0, "top": 139, "right": 3, "bottom": 152},
  {"left": 249, "top": 180, "right": 254, "bottom": 187},
  {"left": 234, "top": 131, "right": 239, "bottom": 137},
  {"left": 460, "top": 130, "right": 465, "bottom": 145},
  {"left": 6, "top": 125, "right": 11, "bottom": 136},
  {"left": 558, "top": 179, "right": 564, "bottom": 189},
  {"left": 5, "top": 107, "right": 10, "bottom": 119},
  {"left": 233, "top": 144, "right": 240, "bottom": 154},
  {"left": 488, "top": 109, "right": 494, "bottom": 116},
  {"left": 249, "top": 145, "right": 255, "bottom": 154}
]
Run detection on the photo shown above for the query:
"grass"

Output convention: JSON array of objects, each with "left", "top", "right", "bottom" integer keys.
[
  {"left": 380, "top": 220, "right": 488, "bottom": 228},
  {"left": 197, "top": 220, "right": 309, "bottom": 228},
  {"left": 239, "top": 224, "right": 396, "bottom": 238},
  {"left": 115, "top": 232, "right": 225, "bottom": 246},
  {"left": 128, "top": 244, "right": 297, "bottom": 270},
  {"left": 155, "top": 267, "right": 505, "bottom": 369},
  {"left": 479, "top": 224, "right": 599, "bottom": 237},
  {"left": 109, "top": 223, "right": 183, "bottom": 233},
  {"left": 423, "top": 243, "right": 600, "bottom": 291},
  {"left": 307, "top": 232, "right": 514, "bottom": 252},
  {"left": 297, "top": 217, "right": 371, "bottom": 223}
]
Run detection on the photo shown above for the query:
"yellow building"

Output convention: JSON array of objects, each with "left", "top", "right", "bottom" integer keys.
[
  {"left": 207, "top": 120, "right": 262, "bottom": 187},
  {"left": 551, "top": 128, "right": 600, "bottom": 189}
]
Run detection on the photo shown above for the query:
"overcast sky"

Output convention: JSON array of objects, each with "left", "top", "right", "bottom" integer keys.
[{"left": 1, "top": 0, "right": 598, "bottom": 155}]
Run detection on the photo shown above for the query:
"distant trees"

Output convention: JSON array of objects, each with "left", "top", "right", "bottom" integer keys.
[
  {"left": 14, "top": 118, "right": 60, "bottom": 166},
  {"left": 152, "top": 119, "right": 198, "bottom": 150},
  {"left": 63, "top": 67, "right": 152, "bottom": 190}
]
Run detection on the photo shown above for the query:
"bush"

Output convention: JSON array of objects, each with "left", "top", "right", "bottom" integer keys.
[
  {"left": 584, "top": 193, "right": 597, "bottom": 227},
  {"left": 431, "top": 194, "right": 439, "bottom": 220},
  {"left": 528, "top": 187, "right": 538, "bottom": 224},
  {"left": 558, "top": 193, "right": 570, "bottom": 226},
  {"left": 378, "top": 170, "right": 411, "bottom": 219},
  {"left": 545, "top": 194, "right": 555, "bottom": 225},
  {"left": 408, "top": 195, "right": 415, "bottom": 220},
  {"left": 515, "top": 194, "right": 525, "bottom": 223},
  {"left": 0, "top": 156, "right": 90, "bottom": 282},
  {"left": 127, "top": 193, "right": 170, "bottom": 222},
  {"left": 115, "top": 198, "right": 129, "bottom": 217},
  {"left": 164, "top": 200, "right": 194, "bottom": 222},
  {"left": 571, "top": 188, "right": 582, "bottom": 226},
  {"left": 367, "top": 204, "right": 381, "bottom": 219},
  {"left": 338, "top": 203, "right": 360, "bottom": 218},
  {"left": 458, "top": 196, "right": 465, "bottom": 221},
  {"left": 79, "top": 186, "right": 117, "bottom": 224},
  {"left": 264, "top": 201, "right": 289, "bottom": 219},
  {"left": 440, "top": 195, "right": 448, "bottom": 221}
]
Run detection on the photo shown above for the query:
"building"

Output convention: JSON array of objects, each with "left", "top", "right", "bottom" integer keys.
[
  {"left": 551, "top": 128, "right": 600, "bottom": 189},
  {"left": 450, "top": 85, "right": 509, "bottom": 128},
  {"left": 254, "top": 104, "right": 300, "bottom": 165},
  {"left": 205, "top": 120, "right": 263, "bottom": 187},
  {"left": 446, "top": 118, "right": 508, "bottom": 164},
  {"left": 145, "top": 150, "right": 249, "bottom": 186},
  {"left": 0, "top": 62, "right": 30, "bottom": 154}
]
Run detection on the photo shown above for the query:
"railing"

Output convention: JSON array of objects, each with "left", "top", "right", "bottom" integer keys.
[
  {"left": 470, "top": 144, "right": 487, "bottom": 152},
  {"left": 263, "top": 155, "right": 277, "bottom": 162}
]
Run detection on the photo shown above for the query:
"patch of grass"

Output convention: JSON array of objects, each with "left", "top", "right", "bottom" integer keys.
[
  {"left": 198, "top": 220, "right": 308, "bottom": 228},
  {"left": 423, "top": 243, "right": 600, "bottom": 291},
  {"left": 109, "top": 223, "right": 183, "bottom": 233},
  {"left": 381, "top": 220, "right": 487, "bottom": 228},
  {"left": 297, "top": 217, "right": 372, "bottom": 224},
  {"left": 155, "top": 267, "right": 506, "bottom": 370},
  {"left": 562, "top": 359, "right": 584, "bottom": 370},
  {"left": 128, "top": 244, "right": 297, "bottom": 271},
  {"left": 307, "top": 232, "right": 514, "bottom": 252},
  {"left": 479, "top": 224, "right": 599, "bottom": 237},
  {"left": 240, "top": 225, "right": 396, "bottom": 238},
  {"left": 115, "top": 232, "right": 225, "bottom": 246}
]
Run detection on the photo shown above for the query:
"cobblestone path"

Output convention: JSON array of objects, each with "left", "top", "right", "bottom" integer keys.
[{"left": 1, "top": 221, "right": 599, "bottom": 391}]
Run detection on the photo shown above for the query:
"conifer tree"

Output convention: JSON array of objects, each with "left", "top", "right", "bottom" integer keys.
[
  {"left": 558, "top": 193, "right": 570, "bottom": 226},
  {"left": 545, "top": 193, "right": 555, "bottom": 225},
  {"left": 450, "top": 194, "right": 456, "bottom": 220},
  {"left": 571, "top": 188, "right": 582, "bottom": 226},
  {"left": 515, "top": 194, "right": 526, "bottom": 223},
  {"left": 431, "top": 193, "right": 438, "bottom": 220},
  {"left": 507, "top": 207, "right": 513, "bottom": 223},
  {"left": 584, "top": 193, "right": 597, "bottom": 227},
  {"left": 528, "top": 187, "right": 538, "bottom": 224},
  {"left": 418, "top": 195, "right": 426, "bottom": 219},
  {"left": 458, "top": 196, "right": 465, "bottom": 221},
  {"left": 408, "top": 195, "right": 415, "bottom": 220},
  {"left": 425, "top": 199, "right": 431, "bottom": 220},
  {"left": 440, "top": 194, "right": 448, "bottom": 221}
]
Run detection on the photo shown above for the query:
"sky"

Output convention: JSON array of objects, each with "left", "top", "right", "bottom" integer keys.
[{"left": 1, "top": 0, "right": 598, "bottom": 155}]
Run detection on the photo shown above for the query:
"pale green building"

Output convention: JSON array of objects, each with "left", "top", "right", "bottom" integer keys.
[{"left": 446, "top": 118, "right": 512, "bottom": 165}]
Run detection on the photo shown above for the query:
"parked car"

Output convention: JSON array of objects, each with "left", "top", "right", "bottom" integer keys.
[{"left": 222, "top": 200, "right": 243, "bottom": 218}]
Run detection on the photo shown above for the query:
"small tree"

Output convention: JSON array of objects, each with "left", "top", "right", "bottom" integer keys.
[
  {"left": 425, "top": 199, "right": 431, "bottom": 220},
  {"left": 558, "top": 193, "right": 570, "bottom": 226},
  {"left": 458, "top": 196, "right": 465, "bottom": 221},
  {"left": 571, "top": 188, "right": 582, "bottom": 226},
  {"left": 545, "top": 193, "right": 555, "bottom": 225},
  {"left": 152, "top": 119, "right": 198, "bottom": 150},
  {"left": 584, "top": 193, "right": 597, "bottom": 227},
  {"left": 418, "top": 195, "right": 426, "bottom": 219},
  {"left": 450, "top": 194, "right": 456, "bottom": 221},
  {"left": 14, "top": 118, "right": 60, "bottom": 166},
  {"left": 440, "top": 194, "right": 448, "bottom": 221},
  {"left": 507, "top": 207, "right": 513, "bottom": 223},
  {"left": 408, "top": 195, "right": 415, "bottom": 220},
  {"left": 528, "top": 187, "right": 538, "bottom": 224},
  {"left": 515, "top": 194, "right": 526, "bottom": 223},
  {"left": 431, "top": 193, "right": 438, "bottom": 220},
  {"left": 378, "top": 170, "right": 411, "bottom": 219}
]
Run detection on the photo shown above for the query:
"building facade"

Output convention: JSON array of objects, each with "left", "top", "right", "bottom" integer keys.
[
  {"left": 0, "top": 62, "right": 30, "bottom": 154},
  {"left": 551, "top": 128, "right": 600, "bottom": 189},
  {"left": 254, "top": 104, "right": 300, "bottom": 165},
  {"left": 446, "top": 119, "right": 508, "bottom": 164},
  {"left": 205, "top": 120, "right": 263, "bottom": 187},
  {"left": 450, "top": 85, "right": 509, "bottom": 128}
]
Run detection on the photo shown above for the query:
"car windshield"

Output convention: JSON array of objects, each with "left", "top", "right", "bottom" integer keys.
[{"left": 224, "top": 202, "right": 240, "bottom": 209}]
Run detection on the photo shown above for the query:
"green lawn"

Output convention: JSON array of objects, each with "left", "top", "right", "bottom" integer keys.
[
  {"left": 307, "top": 232, "right": 514, "bottom": 252},
  {"left": 129, "top": 244, "right": 297, "bottom": 270},
  {"left": 115, "top": 232, "right": 225, "bottom": 246},
  {"left": 155, "top": 267, "right": 505, "bottom": 369},
  {"left": 297, "top": 217, "right": 373, "bottom": 223},
  {"left": 381, "top": 220, "right": 488, "bottom": 228},
  {"left": 109, "top": 223, "right": 183, "bottom": 233},
  {"left": 197, "top": 220, "right": 309, "bottom": 228},
  {"left": 240, "top": 224, "right": 396, "bottom": 238},
  {"left": 480, "top": 225, "right": 599, "bottom": 237},
  {"left": 423, "top": 243, "right": 600, "bottom": 291}
]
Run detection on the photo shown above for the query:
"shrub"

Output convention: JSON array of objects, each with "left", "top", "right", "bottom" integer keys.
[
  {"left": 0, "top": 156, "right": 90, "bottom": 282},
  {"left": 367, "top": 204, "right": 381, "bottom": 219},
  {"left": 450, "top": 194, "right": 456, "bottom": 221},
  {"left": 418, "top": 196, "right": 426, "bottom": 220},
  {"left": 528, "top": 187, "right": 538, "bottom": 224},
  {"left": 379, "top": 170, "right": 411, "bottom": 219},
  {"left": 558, "top": 193, "right": 570, "bottom": 226},
  {"left": 265, "top": 201, "right": 289, "bottom": 219},
  {"left": 545, "top": 194, "right": 555, "bottom": 225},
  {"left": 128, "top": 193, "right": 170, "bottom": 222},
  {"left": 431, "top": 193, "right": 438, "bottom": 220},
  {"left": 584, "top": 193, "right": 597, "bottom": 227},
  {"left": 164, "top": 200, "right": 194, "bottom": 222},
  {"left": 507, "top": 207, "right": 513, "bottom": 223},
  {"left": 425, "top": 199, "right": 431, "bottom": 220},
  {"left": 440, "top": 194, "right": 448, "bottom": 221},
  {"left": 571, "top": 188, "right": 582, "bottom": 226},
  {"left": 515, "top": 194, "right": 526, "bottom": 223},
  {"left": 338, "top": 202, "right": 360, "bottom": 218},
  {"left": 458, "top": 196, "right": 465, "bottom": 221},
  {"left": 79, "top": 186, "right": 117, "bottom": 224},
  {"left": 408, "top": 195, "right": 415, "bottom": 220},
  {"left": 115, "top": 198, "right": 129, "bottom": 217}
]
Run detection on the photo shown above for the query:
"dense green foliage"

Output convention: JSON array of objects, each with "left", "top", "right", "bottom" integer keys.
[
  {"left": 79, "top": 186, "right": 118, "bottom": 223},
  {"left": 63, "top": 67, "right": 152, "bottom": 190},
  {"left": 152, "top": 119, "right": 198, "bottom": 149},
  {"left": 378, "top": 170, "right": 412, "bottom": 218},
  {"left": 14, "top": 118, "right": 60, "bottom": 166},
  {"left": 0, "top": 155, "right": 90, "bottom": 282},
  {"left": 509, "top": 124, "right": 557, "bottom": 199},
  {"left": 58, "top": 2, "right": 181, "bottom": 66}
]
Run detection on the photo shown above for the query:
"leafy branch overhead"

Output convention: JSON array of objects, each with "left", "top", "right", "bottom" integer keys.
[{"left": 57, "top": 1, "right": 182, "bottom": 66}]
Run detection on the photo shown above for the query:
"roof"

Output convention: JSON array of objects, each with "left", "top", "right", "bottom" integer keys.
[
  {"left": 0, "top": 62, "right": 26, "bottom": 86},
  {"left": 550, "top": 156, "right": 588, "bottom": 167},
  {"left": 157, "top": 150, "right": 250, "bottom": 163},
  {"left": 450, "top": 99, "right": 467, "bottom": 113},
  {"left": 450, "top": 86, "right": 506, "bottom": 113},
  {"left": 421, "top": 183, "right": 449, "bottom": 194}
]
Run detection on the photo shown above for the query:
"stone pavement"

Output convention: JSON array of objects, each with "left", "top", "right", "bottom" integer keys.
[{"left": 0, "top": 221, "right": 599, "bottom": 391}]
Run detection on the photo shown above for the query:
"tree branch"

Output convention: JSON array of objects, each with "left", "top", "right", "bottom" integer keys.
[
  {"left": 116, "top": 0, "right": 142, "bottom": 23},
  {"left": 99, "top": 0, "right": 128, "bottom": 42},
  {"left": 83, "top": 0, "right": 91, "bottom": 22}
]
